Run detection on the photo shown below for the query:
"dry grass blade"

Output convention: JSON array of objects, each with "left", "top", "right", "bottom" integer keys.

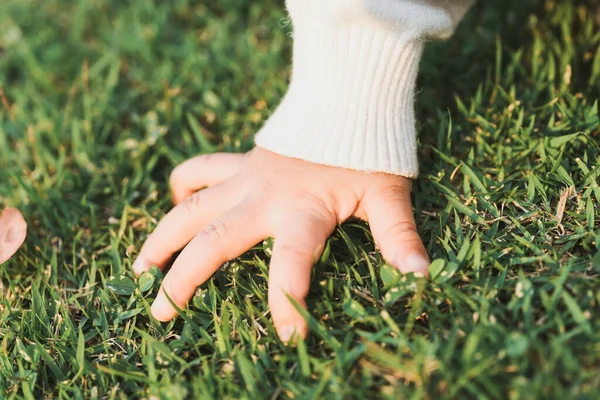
[{"left": 556, "top": 186, "right": 575, "bottom": 224}]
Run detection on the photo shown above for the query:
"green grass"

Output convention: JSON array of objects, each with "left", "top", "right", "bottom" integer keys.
[{"left": 1, "top": 0, "right": 599, "bottom": 398}]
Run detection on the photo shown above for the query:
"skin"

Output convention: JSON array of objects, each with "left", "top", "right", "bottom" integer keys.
[
  {"left": 0, "top": 207, "right": 27, "bottom": 264},
  {"left": 132, "top": 147, "right": 430, "bottom": 342}
]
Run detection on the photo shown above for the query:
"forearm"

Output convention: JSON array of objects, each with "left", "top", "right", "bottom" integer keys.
[{"left": 255, "top": 0, "right": 473, "bottom": 177}]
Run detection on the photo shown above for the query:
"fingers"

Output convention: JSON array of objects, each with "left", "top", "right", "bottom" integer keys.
[
  {"left": 268, "top": 210, "right": 336, "bottom": 342},
  {"left": 133, "top": 183, "right": 242, "bottom": 275},
  {"left": 0, "top": 208, "right": 27, "bottom": 264},
  {"left": 170, "top": 153, "right": 245, "bottom": 204},
  {"left": 362, "top": 182, "right": 429, "bottom": 276},
  {"left": 151, "top": 204, "right": 267, "bottom": 321}
]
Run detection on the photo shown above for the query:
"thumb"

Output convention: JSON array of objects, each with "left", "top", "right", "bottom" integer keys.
[{"left": 362, "top": 184, "right": 429, "bottom": 276}]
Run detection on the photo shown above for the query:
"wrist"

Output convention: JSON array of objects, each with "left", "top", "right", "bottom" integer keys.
[{"left": 255, "top": 20, "right": 423, "bottom": 177}]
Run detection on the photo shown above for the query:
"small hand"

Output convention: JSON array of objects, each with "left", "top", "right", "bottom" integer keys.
[
  {"left": 0, "top": 207, "right": 27, "bottom": 264},
  {"left": 133, "top": 147, "right": 429, "bottom": 341}
]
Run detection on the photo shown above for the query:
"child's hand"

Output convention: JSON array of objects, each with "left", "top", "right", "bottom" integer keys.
[
  {"left": 133, "top": 147, "right": 429, "bottom": 341},
  {"left": 0, "top": 207, "right": 27, "bottom": 264}
]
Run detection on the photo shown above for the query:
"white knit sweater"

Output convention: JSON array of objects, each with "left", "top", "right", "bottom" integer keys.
[{"left": 254, "top": 0, "right": 473, "bottom": 177}]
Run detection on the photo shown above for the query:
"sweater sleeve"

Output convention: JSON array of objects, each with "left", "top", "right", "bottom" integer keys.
[{"left": 254, "top": 0, "right": 473, "bottom": 177}]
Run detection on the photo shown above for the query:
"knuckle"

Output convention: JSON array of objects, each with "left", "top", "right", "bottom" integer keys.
[
  {"left": 293, "top": 191, "right": 336, "bottom": 223},
  {"left": 182, "top": 192, "right": 203, "bottom": 214},
  {"left": 308, "top": 203, "right": 334, "bottom": 224},
  {"left": 297, "top": 189, "right": 326, "bottom": 208},
  {"left": 199, "top": 220, "right": 228, "bottom": 245},
  {"left": 277, "top": 241, "right": 324, "bottom": 267},
  {"left": 278, "top": 242, "right": 313, "bottom": 259},
  {"left": 301, "top": 208, "right": 334, "bottom": 230},
  {"left": 384, "top": 220, "right": 419, "bottom": 240},
  {"left": 258, "top": 180, "right": 277, "bottom": 199},
  {"left": 375, "top": 184, "right": 411, "bottom": 203}
]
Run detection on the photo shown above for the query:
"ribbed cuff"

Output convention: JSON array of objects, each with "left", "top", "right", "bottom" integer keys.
[{"left": 254, "top": 19, "right": 424, "bottom": 177}]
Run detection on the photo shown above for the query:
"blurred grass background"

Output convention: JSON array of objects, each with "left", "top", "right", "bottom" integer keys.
[{"left": 0, "top": 0, "right": 599, "bottom": 398}]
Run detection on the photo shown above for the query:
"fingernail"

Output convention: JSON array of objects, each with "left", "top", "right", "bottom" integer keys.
[
  {"left": 151, "top": 290, "right": 174, "bottom": 322},
  {"left": 132, "top": 258, "right": 150, "bottom": 276},
  {"left": 279, "top": 325, "right": 297, "bottom": 343},
  {"left": 402, "top": 253, "right": 430, "bottom": 276}
]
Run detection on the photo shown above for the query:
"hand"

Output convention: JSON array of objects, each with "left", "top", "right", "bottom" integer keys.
[
  {"left": 132, "top": 147, "right": 429, "bottom": 341},
  {"left": 0, "top": 207, "right": 27, "bottom": 264}
]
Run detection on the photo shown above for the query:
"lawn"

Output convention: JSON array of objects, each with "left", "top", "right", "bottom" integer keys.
[{"left": 1, "top": 0, "right": 599, "bottom": 398}]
